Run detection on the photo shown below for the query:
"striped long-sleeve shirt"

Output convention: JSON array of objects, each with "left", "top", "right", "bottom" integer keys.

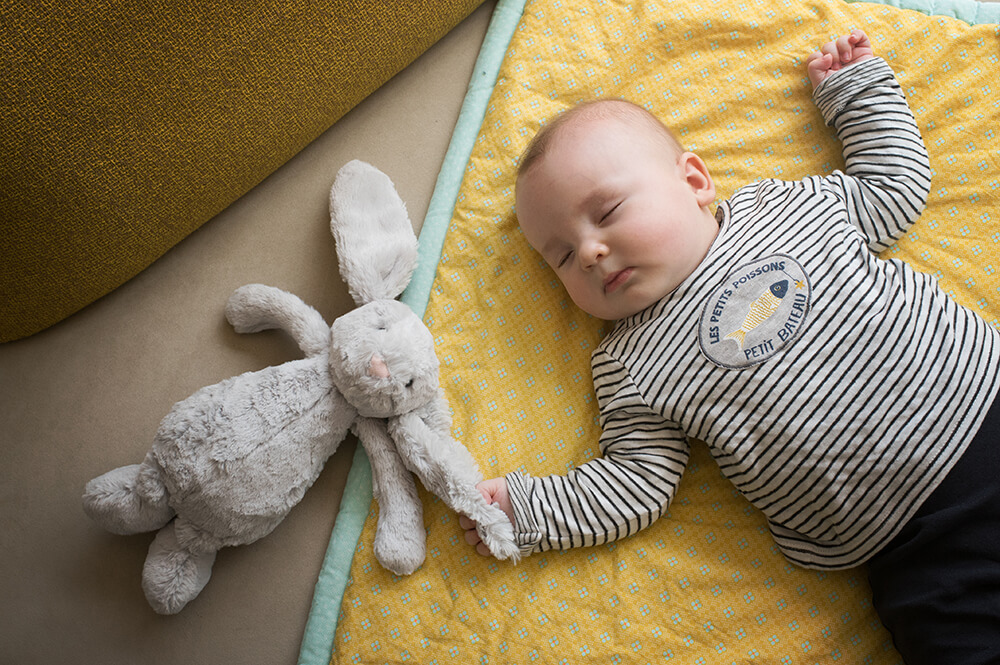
[{"left": 505, "top": 58, "right": 1000, "bottom": 569}]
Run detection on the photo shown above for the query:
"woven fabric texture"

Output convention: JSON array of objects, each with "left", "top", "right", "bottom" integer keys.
[
  {"left": 0, "top": 0, "right": 484, "bottom": 342},
  {"left": 329, "top": 0, "right": 999, "bottom": 662}
]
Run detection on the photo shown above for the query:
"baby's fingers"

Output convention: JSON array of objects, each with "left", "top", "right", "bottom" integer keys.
[
  {"left": 460, "top": 515, "right": 480, "bottom": 541},
  {"left": 460, "top": 515, "right": 492, "bottom": 556},
  {"left": 463, "top": 528, "right": 485, "bottom": 549},
  {"left": 849, "top": 28, "right": 871, "bottom": 50},
  {"left": 836, "top": 34, "right": 856, "bottom": 62},
  {"left": 805, "top": 50, "right": 826, "bottom": 67},
  {"left": 848, "top": 29, "right": 874, "bottom": 60},
  {"left": 806, "top": 51, "right": 832, "bottom": 88}
]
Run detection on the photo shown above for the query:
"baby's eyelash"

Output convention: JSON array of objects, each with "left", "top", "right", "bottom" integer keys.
[{"left": 600, "top": 202, "right": 621, "bottom": 223}]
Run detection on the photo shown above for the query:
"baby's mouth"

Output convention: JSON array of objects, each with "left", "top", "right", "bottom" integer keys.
[{"left": 603, "top": 268, "right": 633, "bottom": 294}]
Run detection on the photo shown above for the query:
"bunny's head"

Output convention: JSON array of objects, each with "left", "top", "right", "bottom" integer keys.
[{"left": 328, "top": 160, "right": 440, "bottom": 418}]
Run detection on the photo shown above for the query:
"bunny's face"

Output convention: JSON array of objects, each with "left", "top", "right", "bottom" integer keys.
[{"left": 330, "top": 300, "right": 440, "bottom": 418}]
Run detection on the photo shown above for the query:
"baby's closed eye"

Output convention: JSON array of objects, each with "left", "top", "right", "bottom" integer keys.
[{"left": 599, "top": 201, "right": 622, "bottom": 224}]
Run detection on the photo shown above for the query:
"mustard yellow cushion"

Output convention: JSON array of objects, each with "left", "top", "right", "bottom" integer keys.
[
  {"left": 0, "top": 0, "right": 484, "bottom": 343},
  {"left": 328, "top": 0, "right": 999, "bottom": 662}
]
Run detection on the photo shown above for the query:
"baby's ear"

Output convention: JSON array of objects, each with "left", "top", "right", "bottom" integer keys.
[
  {"left": 680, "top": 151, "right": 716, "bottom": 207},
  {"left": 330, "top": 161, "right": 419, "bottom": 305}
]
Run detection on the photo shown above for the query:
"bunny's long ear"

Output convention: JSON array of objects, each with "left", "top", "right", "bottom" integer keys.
[{"left": 330, "top": 160, "right": 419, "bottom": 305}]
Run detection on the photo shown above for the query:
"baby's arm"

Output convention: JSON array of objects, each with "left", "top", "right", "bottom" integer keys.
[
  {"left": 462, "top": 352, "right": 690, "bottom": 559},
  {"left": 463, "top": 436, "right": 690, "bottom": 559},
  {"left": 804, "top": 30, "right": 931, "bottom": 252}
]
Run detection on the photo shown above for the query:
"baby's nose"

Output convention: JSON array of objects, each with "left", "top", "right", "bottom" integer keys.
[{"left": 580, "top": 239, "right": 608, "bottom": 268}]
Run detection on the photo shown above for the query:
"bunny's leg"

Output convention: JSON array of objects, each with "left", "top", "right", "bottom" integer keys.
[
  {"left": 389, "top": 412, "right": 519, "bottom": 562},
  {"left": 354, "top": 417, "right": 426, "bottom": 575},
  {"left": 82, "top": 453, "right": 175, "bottom": 535},
  {"left": 142, "top": 518, "right": 218, "bottom": 615}
]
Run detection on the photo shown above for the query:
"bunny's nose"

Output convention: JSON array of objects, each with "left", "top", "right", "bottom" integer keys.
[{"left": 367, "top": 354, "right": 391, "bottom": 379}]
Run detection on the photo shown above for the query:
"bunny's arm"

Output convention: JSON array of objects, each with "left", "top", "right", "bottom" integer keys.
[
  {"left": 389, "top": 397, "right": 519, "bottom": 562},
  {"left": 225, "top": 284, "right": 329, "bottom": 357},
  {"left": 353, "top": 417, "right": 426, "bottom": 575}
]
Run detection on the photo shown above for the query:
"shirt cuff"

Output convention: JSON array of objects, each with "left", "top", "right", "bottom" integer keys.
[
  {"left": 505, "top": 471, "right": 543, "bottom": 558},
  {"left": 812, "top": 57, "right": 895, "bottom": 126}
]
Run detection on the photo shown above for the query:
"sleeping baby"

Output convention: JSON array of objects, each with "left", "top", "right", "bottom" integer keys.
[{"left": 461, "top": 29, "right": 1000, "bottom": 664}]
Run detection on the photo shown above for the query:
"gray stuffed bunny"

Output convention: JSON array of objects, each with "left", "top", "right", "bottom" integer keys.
[{"left": 82, "top": 160, "right": 518, "bottom": 614}]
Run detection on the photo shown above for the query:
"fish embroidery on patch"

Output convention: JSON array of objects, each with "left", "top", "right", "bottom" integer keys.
[{"left": 698, "top": 255, "right": 811, "bottom": 369}]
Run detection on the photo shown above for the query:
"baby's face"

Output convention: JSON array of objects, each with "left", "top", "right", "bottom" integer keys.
[{"left": 516, "top": 112, "right": 719, "bottom": 321}]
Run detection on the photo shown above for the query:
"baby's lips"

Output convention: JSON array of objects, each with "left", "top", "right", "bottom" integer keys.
[{"left": 603, "top": 268, "right": 633, "bottom": 293}]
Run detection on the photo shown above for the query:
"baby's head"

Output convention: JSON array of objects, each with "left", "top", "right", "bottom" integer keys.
[{"left": 515, "top": 100, "right": 719, "bottom": 321}]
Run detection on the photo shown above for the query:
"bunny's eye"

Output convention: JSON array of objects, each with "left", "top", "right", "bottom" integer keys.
[{"left": 404, "top": 379, "right": 414, "bottom": 389}]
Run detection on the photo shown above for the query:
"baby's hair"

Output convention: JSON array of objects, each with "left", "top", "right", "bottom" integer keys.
[{"left": 516, "top": 99, "right": 684, "bottom": 179}]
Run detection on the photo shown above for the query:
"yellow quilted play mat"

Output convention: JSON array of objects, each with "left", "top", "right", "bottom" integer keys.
[{"left": 313, "top": 0, "right": 1000, "bottom": 662}]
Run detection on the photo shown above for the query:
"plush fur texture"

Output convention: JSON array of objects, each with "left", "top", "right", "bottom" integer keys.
[{"left": 82, "top": 160, "right": 518, "bottom": 615}]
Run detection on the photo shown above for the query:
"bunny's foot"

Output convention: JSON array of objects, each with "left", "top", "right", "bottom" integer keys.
[
  {"left": 373, "top": 525, "right": 426, "bottom": 576},
  {"left": 142, "top": 520, "right": 217, "bottom": 615},
  {"left": 82, "top": 456, "right": 174, "bottom": 535},
  {"left": 355, "top": 417, "right": 427, "bottom": 575}
]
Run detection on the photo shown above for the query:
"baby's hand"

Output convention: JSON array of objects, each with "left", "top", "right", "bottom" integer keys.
[
  {"left": 806, "top": 29, "right": 874, "bottom": 89},
  {"left": 460, "top": 477, "right": 515, "bottom": 556}
]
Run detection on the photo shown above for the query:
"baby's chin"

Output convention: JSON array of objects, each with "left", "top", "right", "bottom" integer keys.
[
  {"left": 613, "top": 284, "right": 682, "bottom": 320},
  {"left": 577, "top": 292, "right": 668, "bottom": 322}
]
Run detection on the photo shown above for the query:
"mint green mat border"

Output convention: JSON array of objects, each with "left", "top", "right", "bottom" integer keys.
[
  {"left": 297, "top": 0, "right": 998, "bottom": 661},
  {"left": 296, "top": 1, "right": 527, "bottom": 662}
]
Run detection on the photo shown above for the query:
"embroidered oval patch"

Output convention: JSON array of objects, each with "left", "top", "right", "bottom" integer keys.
[{"left": 698, "top": 254, "right": 811, "bottom": 369}]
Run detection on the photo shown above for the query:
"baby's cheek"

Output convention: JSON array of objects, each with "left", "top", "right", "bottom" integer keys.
[{"left": 564, "top": 279, "right": 597, "bottom": 313}]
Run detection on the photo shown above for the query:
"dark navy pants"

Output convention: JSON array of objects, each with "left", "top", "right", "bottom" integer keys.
[{"left": 867, "top": 398, "right": 1000, "bottom": 664}]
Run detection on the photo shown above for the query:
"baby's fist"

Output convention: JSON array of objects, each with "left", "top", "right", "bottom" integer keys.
[
  {"left": 806, "top": 29, "right": 874, "bottom": 88},
  {"left": 460, "top": 477, "right": 515, "bottom": 557}
]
